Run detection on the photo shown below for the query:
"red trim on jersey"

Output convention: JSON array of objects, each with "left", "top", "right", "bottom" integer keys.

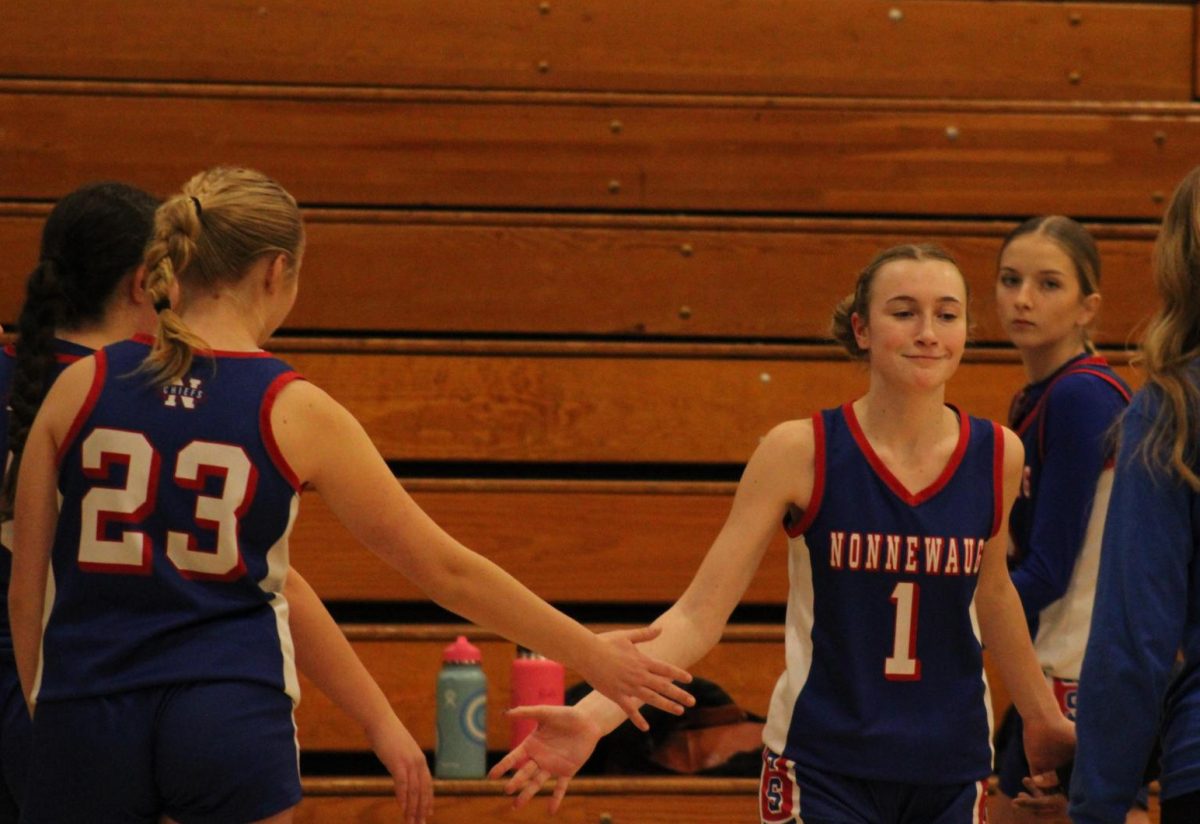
[
  {"left": 843, "top": 402, "right": 969, "bottom": 507},
  {"left": 56, "top": 350, "right": 107, "bottom": 468},
  {"left": 991, "top": 421, "right": 1005, "bottom": 538},
  {"left": 1012, "top": 355, "right": 1110, "bottom": 432},
  {"left": 784, "top": 413, "right": 825, "bottom": 538},
  {"left": 130, "top": 332, "right": 274, "bottom": 359},
  {"left": 1011, "top": 356, "right": 1130, "bottom": 456},
  {"left": 975, "top": 779, "right": 988, "bottom": 823},
  {"left": 1, "top": 345, "right": 82, "bottom": 365},
  {"left": 260, "top": 371, "right": 306, "bottom": 492},
  {"left": 1035, "top": 367, "right": 1131, "bottom": 460}
]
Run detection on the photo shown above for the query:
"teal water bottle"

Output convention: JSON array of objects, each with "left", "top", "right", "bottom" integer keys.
[{"left": 435, "top": 635, "right": 487, "bottom": 778}]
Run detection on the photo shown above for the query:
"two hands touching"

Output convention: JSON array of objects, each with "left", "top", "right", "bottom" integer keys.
[
  {"left": 378, "top": 626, "right": 692, "bottom": 823},
  {"left": 487, "top": 625, "right": 694, "bottom": 813},
  {"left": 1011, "top": 712, "right": 1078, "bottom": 819}
]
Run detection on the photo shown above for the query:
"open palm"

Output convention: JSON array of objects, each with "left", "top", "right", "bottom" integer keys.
[{"left": 488, "top": 705, "right": 603, "bottom": 812}]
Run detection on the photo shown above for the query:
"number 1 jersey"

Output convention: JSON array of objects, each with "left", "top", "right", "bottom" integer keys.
[
  {"left": 38, "top": 337, "right": 304, "bottom": 705},
  {"left": 763, "top": 403, "right": 1003, "bottom": 784}
]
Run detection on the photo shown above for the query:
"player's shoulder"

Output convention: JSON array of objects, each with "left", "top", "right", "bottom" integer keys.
[
  {"left": 1045, "top": 366, "right": 1128, "bottom": 407},
  {"left": 760, "top": 416, "right": 817, "bottom": 454},
  {"left": 994, "top": 423, "right": 1025, "bottom": 475},
  {"left": 268, "top": 376, "right": 359, "bottom": 445}
]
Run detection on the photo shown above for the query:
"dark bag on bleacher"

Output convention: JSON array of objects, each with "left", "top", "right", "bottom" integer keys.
[{"left": 565, "top": 677, "right": 764, "bottom": 777}]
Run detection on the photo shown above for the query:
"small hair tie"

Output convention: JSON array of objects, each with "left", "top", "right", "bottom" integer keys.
[
  {"left": 190, "top": 196, "right": 203, "bottom": 218},
  {"left": 153, "top": 295, "right": 172, "bottom": 314}
]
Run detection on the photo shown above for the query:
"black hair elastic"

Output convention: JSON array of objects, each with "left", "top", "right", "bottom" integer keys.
[
  {"left": 190, "top": 196, "right": 202, "bottom": 218},
  {"left": 153, "top": 295, "right": 171, "bottom": 314}
]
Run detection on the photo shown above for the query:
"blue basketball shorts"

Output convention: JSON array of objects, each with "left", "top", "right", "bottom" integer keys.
[
  {"left": 759, "top": 748, "right": 988, "bottom": 824},
  {"left": 22, "top": 681, "right": 300, "bottom": 824},
  {"left": 0, "top": 661, "right": 29, "bottom": 823}
]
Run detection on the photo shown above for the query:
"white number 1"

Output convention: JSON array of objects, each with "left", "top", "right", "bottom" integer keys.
[{"left": 885, "top": 581, "right": 921, "bottom": 681}]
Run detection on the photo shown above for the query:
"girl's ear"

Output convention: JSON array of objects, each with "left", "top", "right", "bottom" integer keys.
[
  {"left": 1077, "top": 292, "right": 1101, "bottom": 329},
  {"left": 262, "top": 253, "right": 290, "bottom": 294},
  {"left": 851, "top": 311, "right": 870, "bottom": 352},
  {"left": 129, "top": 264, "right": 151, "bottom": 307}
]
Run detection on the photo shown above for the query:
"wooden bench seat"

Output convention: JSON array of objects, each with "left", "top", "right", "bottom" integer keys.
[
  {"left": 297, "top": 776, "right": 762, "bottom": 823},
  {"left": 3, "top": 1, "right": 1190, "bottom": 102},
  {"left": 0, "top": 207, "right": 1158, "bottom": 346},
  {"left": 297, "top": 776, "right": 1162, "bottom": 823},
  {"left": 2, "top": 88, "right": 1198, "bottom": 219}
]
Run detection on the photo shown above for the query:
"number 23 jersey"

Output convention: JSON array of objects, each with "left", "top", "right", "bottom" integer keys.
[
  {"left": 38, "top": 337, "right": 304, "bottom": 704},
  {"left": 763, "top": 403, "right": 1003, "bottom": 784}
]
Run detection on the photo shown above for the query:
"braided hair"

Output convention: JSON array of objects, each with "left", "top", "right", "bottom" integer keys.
[{"left": 1, "top": 182, "right": 158, "bottom": 520}]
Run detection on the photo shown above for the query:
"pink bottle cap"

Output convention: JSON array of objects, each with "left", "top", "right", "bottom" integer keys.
[{"left": 443, "top": 635, "right": 482, "bottom": 663}]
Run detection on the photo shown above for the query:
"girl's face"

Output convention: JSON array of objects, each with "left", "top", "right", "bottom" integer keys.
[
  {"left": 995, "top": 233, "right": 1097, "bottom": 353},
  {"left": 853, "top": 258, "right": 968, "bottom": 392}
]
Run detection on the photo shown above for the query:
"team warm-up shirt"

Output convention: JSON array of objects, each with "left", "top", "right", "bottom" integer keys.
[
  {"left": 764, "top": 403, "right": 1003, "bottom": 785},
  {"left": 1071, "top": 381, "right": 1200, "bottom": 823},
  {"left": 1007, "top": 354, "right": 1130, "bottom": 682},
  {"left": 0, "top": 339, "right": 93, "bottom": 662},
  {"left": 36, "top": 336, "right": 304, "bottom": 704}
]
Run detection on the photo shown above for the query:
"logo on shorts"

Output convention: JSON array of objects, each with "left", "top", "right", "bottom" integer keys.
[
  {"left": 1052, "top": 678, "right": 1079, "bottom": 721},
  {"left": 162, "top": 377, "right": 206, "bottom": 409},
  {"left": 760, "top": 751, "right": 798, "bottom": 823}
]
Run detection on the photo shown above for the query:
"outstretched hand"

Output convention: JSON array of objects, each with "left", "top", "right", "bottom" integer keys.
[
  {"left": 578, "top": 625, "right": 694, "bottom": 730},
  {"left": 369, "top": 716, "right": 434, "bottom": 824},
  {"left": 488, "top": 705, "right": 604, "bottom": 812}
]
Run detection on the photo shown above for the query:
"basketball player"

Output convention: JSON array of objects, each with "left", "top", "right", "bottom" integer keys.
[
  {"left": 490, "top": 243, "right": 1076, "bottom": 824},
  {"left": 1071, "top": 166, "right": 1200, "bottom": 824},
  {"left": 8, "top": 169, "right": 693, "bottom": 823},
  {"left": 989, "top": 217, "right": 1137, "bottom": 824}
]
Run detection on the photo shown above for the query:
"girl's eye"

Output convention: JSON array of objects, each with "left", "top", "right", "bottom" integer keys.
[
  {"left": 892, "top": 310, "right": 914, "bottom": 318},
  {"left": 1042, "top": 280, "right": 1062, "bottom": 290},
  {"left": 939, "top": 312, "right": 960, "bottom": 322},
  {"left": 999, "top": 274, "right": 1020, "bottom": 288}
]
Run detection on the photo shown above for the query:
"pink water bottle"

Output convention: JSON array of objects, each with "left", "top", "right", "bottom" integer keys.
[{"left": 509, "top": 646, "right": 565, "bottom": 748}]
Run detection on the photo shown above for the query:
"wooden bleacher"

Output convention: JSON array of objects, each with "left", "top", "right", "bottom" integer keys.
[
  {"left": 0, "top": 208, "right": 1159, "bottom": 346},
  {"left": 0, "top": 1, "right": 1181, "bottom": 820}
]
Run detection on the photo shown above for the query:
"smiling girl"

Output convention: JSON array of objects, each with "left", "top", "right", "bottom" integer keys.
[{"left": 489, "top": 243, "right": 1075, "bottom": 824}]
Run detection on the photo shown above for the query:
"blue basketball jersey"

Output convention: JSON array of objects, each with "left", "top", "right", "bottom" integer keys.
[
  {"left": 763, "top": 403, "right": 1002, "bottom": 784},
  {"left": 1007, "top": 354, "right": 1130, "bottom": 681},
  {"left": 0, "top": 340, "right": 93, "bottom": 662},
  {"left": 36, "top": 336, "right": 304, "bottom": 704}
]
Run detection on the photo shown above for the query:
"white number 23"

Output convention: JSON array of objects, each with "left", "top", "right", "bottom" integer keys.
[{"left": 78, "top": 427, "right": 255, "bottom": 580}]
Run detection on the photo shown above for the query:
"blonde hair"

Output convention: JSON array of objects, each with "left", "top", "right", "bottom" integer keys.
[
  {"left": 141, "top": 167, "right": 304, "bottom": 385},
  {"left": 1138, "top": 166, "right": 1200, "bottom": 490},
  {"left": 830, "top": 243, "right": 966, "bottom": 360}
]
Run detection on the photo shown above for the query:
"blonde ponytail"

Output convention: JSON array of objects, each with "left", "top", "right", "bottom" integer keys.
[
  {"left": 136, "top": 167, "right": 303, "bottom": 386},
  {"left": 139, "top": 194, "right": 211, "bottom": 386}
]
